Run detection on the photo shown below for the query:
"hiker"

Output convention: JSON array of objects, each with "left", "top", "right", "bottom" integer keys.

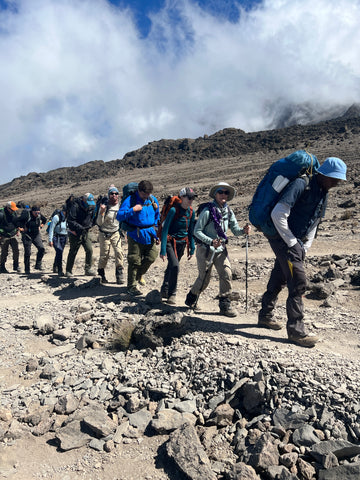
[
  {"left": 117, "top": 180, "right": 160, "bottom": 295},
  {"left": 48, "top": 205, "right": 68, "bottom": 276},
  {"left": 65, "top": 193, "right": 96, "bottom": 277},
  {"left": 159, "top": 187, "right": 197, "bottom": 305},
  {"left": 185, "top": 182, "right": 251, "bottom": 317},
  {"left": 95, "top": 185, "right": 125, "bottom": 284},
  {"left": 0, "top": 201, "right": 21, "bottom": 273},
  {"left": 258, "top": 157, "right": 347, "bottom": 348},
  {"left": 18, "top": 205, "right": 47, "bottom": 274}
]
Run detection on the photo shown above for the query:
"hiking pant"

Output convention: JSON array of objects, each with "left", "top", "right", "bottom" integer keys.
[
  {"left": 127, "top": 236, "right": 158, "bottom": 289},
  {"left": 0, "top": 236, "right": 19, "bottom": 269},
  {"left": 53, "top": 234, "right": 67, "bottom": 273},
  {"left": 66, "top": 231, "right": 93, "bottom": 273},
  {"left": 98, "top": 230, "right": 124, "bottom": 270},
  {"left": 259, "top": 237, "right": 307, "bottom": 337},
  {"left": 22, "top": 233, "right": 45, "bottom": 272},
  {"left": 191, "top": 244, "right": 232, "bottom": 297},
  {"left": 161, "top": 240, "right": 186, "bottom": 298}
]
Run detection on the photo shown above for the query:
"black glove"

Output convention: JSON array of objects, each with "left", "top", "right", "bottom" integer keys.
[{"left": 287, "top": 241, "right": 305, "bottom": 262}]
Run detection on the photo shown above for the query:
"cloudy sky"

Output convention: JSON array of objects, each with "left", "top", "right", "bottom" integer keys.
[{"left": 0, "top": 0, "right": 359, "bottom": 185}]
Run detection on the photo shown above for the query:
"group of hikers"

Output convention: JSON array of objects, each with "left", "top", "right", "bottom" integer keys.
[{"left": 0, "top": 152, "right": 348, "bottom": 348}]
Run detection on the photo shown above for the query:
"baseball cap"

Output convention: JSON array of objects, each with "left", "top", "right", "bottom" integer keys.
[
  {"left": 6, "top": 201, "right": 18, "bottom": 211},
  {"left": 179, "top": 187, "right": 197, "bottom": 198},
  {"left": 84, "top": 193, "right": 95, "bottom": 206}
]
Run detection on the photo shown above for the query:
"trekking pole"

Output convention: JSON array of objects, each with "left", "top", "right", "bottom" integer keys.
[{"left": 245, "top": 232, "right": 249, "bottom": 313}]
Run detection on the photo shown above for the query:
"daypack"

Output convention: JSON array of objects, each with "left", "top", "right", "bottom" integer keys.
[
  {"left": 46, "top": 209, "right": 65, "bottom": 233},
  {"left": 248, "top": 150, "right": 320, "bottom": 237},
  {"left": 157, "top": 195, "right": 193, "bottom": 239},
  {"left": 93, "top": 195, "right": 109, "bottom": 226},
  {"left": 119, "top": 182, "right": 157, "bottom": 232}
]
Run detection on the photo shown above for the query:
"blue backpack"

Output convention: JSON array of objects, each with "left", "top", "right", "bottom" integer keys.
[{"left": 248, "top": 150, "right": 320, "bottom": 237}]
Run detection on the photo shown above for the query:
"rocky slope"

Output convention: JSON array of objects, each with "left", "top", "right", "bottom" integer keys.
[{"left": 0, "top": 113, "right": 359, "bottom": 480}]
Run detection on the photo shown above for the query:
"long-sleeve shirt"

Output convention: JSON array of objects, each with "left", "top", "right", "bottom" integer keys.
[
  {"left": 96, "top": 202, "right": 120, "bottom": 234},
  {"left": 271, "top": 175, "right": 327, "bottom": 251},
  {"left": 160, "top": 206, "right": 196, "bottom": 256},
  {"left": 194, "top": 201, "right": 244, "bottom": 253},
  {"left": 117, "top": 191, "right": 159, "bottom": 245},
  {"left": 48, "top": 214, "right": 68, "bottom": 243}
]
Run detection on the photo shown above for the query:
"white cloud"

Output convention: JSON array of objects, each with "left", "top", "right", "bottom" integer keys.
[{"left": 0, "top": 0, "right": 359, "bottom": 184}]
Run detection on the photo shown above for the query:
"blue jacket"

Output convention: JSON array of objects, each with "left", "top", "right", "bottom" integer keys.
[{"left": 117, "top": 191, "right": 160, "bottom": 245}]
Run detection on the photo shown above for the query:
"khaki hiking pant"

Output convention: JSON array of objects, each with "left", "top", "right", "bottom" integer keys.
[
  {"left": 191, "top": 244, "right": 232, "bottom": 298},
  {"left": 98, "top": 230, "right": 124, "bottom": 270}
]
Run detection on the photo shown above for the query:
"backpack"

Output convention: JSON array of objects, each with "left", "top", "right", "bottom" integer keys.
[
  {"left": 248, "top": 150, "right": 320, "bottom": 237},
  {"left": 46, "top": 209, "right": 65, "bottom": 233},
  {"left": 93, "top": 195, "right": 109, "bottom": 226},
  {"left": 157, "top": 195, "right": 193, "bottom": 239},
  {"left": 119, "top": 182, "right": 157, "bottom": 232}
]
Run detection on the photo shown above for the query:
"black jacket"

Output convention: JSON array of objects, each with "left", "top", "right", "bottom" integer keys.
[
  {"left": 0, "top": 207, "right": 19, "bottom": 238},
  {"left": 18, "top": 210, "right": 47, "bottom": 238},
  {"left": 67, "top": 198, "right": 94, "bottom": 235}
]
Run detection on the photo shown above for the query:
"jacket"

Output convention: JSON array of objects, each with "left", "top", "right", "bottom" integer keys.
[
  {"left": 194, "top": 201, "right": 244, "bottom": 253},
  {"left": 67, "top": 198, "right": 95, "bottom": 236},
  {"left": 160, "top": 206, "right": 195, "bottom": 256},
  {"left": 117, "top": 191, "right": 159, "bottom": 245},
  {"left": 0, "top": 207, "right": 19, "bottom": 238}
]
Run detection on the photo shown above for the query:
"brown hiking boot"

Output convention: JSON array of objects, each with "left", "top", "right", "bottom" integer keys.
[
  {"left": 258, "top": 318, "right": 283, "bottom": 330},
  {"left": 288, "top": 334, "right": 319, "bottom": 348}
]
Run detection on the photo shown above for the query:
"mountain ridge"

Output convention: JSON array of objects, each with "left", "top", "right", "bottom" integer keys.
[{"left": 1, "top": 106, "right": 359, "bottom": 197}]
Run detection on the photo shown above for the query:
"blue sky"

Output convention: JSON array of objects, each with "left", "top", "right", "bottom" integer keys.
[{"left": 0, "top": 0, "right": 359, "bottom": 185}]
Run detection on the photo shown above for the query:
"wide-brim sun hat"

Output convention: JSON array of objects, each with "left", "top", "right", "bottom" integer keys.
[
  {"left": 209, "top": 182, "right": 236, "bottom": 201},
  {"left": 318, "top": 157, "right": 347, "bottom": 181}
]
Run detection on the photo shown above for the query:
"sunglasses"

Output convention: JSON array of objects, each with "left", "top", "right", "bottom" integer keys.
[
  {"left": 109, "top": 192, "right": 119, "bottom": 195},
  {"left": 217, "top": 190, "right": 230, "bottom": 195}
]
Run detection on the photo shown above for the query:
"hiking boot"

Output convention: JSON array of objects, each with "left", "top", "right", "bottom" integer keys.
[
  {"left": 34, "top": 264, "right": 43, "bottom": 271},
  {"left": 65, "top": 271, "right": 73, "bottom": 278},
  {"left": 0, "top": 265, "right": 9, "bottom": 274},
  {"left": 258, "top": 318, "right": 283, "bottom": 330},
  {"left": 97, "top": 268, "right": 108, "bottom": 284},
  {"left": 127, "top": 286, "right": 142, "bottom": 296},
  {"left": 167, "top": 295, "right": 177, "bottom": 306},
  {"left": 14, "top": 266, "right": 22, "bottom": 273},
  {"left": 25, "top": 269, "right": 30, "bottom": 275},
  {"left": 116, "top": 267, "right": 125, "bottom": 285},
  {"left": 219, "top": 297, "right": 237, "bottom": 318},
  {"left": 85, "top": 269, "right": 96, "bottom": 276},
  {"left": 160, "top": 288, "right": 168, "bottom": 299},
  {"left": 58, "top": 270, "right": 64, "bottom": 277},
  {"left": 185, "top": 291, "right": 198, "bottom": 309},
  {"left": 288, "top": 334, "right": 319, "bottom": 348},
  {"left": 137, "top": 275, "right": 146, "bottom": 286}
]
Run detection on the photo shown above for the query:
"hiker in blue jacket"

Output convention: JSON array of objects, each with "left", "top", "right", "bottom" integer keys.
[
  {"left": 160, "top": 187, "right": 197, "bottom": 305},
  {"left": 117, "top": 180, "right": 160, "bottom": 295},
  {"left": 258, "top": 157, "right": 347, "bottom": 348},
  {"left": 185, "top": 182, "right": 251, "bottom": 317},
  {"left": 48, "top": 205, "right": 68, "bottom": 276}
]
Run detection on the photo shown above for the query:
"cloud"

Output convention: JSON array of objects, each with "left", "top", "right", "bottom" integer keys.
[{"left": 0, "top": 0, "right": 359, "bottom": 184}]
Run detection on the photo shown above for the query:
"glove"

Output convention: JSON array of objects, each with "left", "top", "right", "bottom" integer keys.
[{"left": 287, "top": 241, "right": 305, "bottom": 262}]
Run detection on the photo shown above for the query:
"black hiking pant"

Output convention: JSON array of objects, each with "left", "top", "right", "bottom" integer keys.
[
  {"left": 161, "top": 240, "right": 186, "bottom": 298},
  {"left": 259, "top": 237, "right": 307, "bottom": 338},
  {"left": 0, "top": 236, "right": 19, "bottom": 269},
  {"left": 22, "top": 232, "right": 45, "bottom": 272},
  {"left": 53, "top": 234, "right": 67, "bottom": 273}
]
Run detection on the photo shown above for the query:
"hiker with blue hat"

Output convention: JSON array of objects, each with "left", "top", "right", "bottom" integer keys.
[
  {"left": 185, "top": 181, "right": 251, "bottom": 317},
  {"left": 258, "top": 157, "right": 347, "bottom": 347},
  {"left": 65, "top": 193, "right": 96, "bottom": 277},
  {"left": 95, "top": 185, "right": 125, "bottom": 285}
]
